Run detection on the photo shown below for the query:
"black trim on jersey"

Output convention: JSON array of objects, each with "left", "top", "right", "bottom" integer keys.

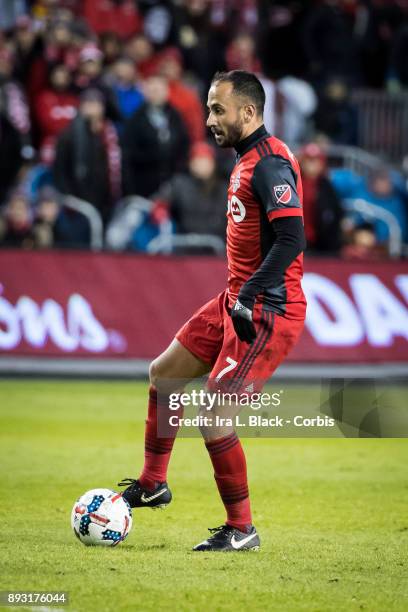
[
  {"left": 228, "top": 310, "right": 274, "bottom": 392},
  {"left": 227, "top": 310, "right": 266, "bottom": 389},
  {"left": 235, "top": 125, "right": 269, "bottom": 158},
  {"left": 234, "top": 311, "right": 274, "bottom": 387},
  {"left": 256, "top": 140, "right": 269, "bottom": 160},
  {"left": 264, "top": 140, "right": 273, "bottom": 155}
]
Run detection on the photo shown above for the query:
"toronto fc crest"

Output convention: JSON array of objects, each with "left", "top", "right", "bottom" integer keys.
[{"left": 231, "top": 171, "right": 241, "bottom": 193}]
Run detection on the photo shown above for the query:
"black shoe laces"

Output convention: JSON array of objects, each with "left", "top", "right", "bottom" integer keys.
[
  {"left": 117, "top": 478, "right": 140, "bottom": 488},
  {"left": 208, "top": 525, "right": 232, "bottom": 534}
]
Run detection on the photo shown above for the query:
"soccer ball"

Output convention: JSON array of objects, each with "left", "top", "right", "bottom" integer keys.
[{"left": 71, "top": 488, "right": 132, "bottom": 546}]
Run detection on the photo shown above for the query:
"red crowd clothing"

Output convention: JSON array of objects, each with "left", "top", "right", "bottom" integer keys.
[
  {"left": 167, "top": 80, "right": 205, "bottom": 145},
  {"left": 82, "top": 0, "right": 142, "bottom": 39},
  {"left": 34, "top": 90, "right": 79, "bottom": 145}
]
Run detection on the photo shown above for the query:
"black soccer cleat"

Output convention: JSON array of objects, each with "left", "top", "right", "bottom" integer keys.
[
  {"left": 193, "top": 524, "right": 260, "bottom": 552},
  {"left": 118, "top": 478, "right": 172, "bottom": 509}
]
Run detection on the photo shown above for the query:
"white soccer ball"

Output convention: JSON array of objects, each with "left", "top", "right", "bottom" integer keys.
[{"left": 71, "top": 488, "right": 132, "bottom": 546}]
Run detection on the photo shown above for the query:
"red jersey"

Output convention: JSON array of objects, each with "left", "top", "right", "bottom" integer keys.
[{"left": 226, "top": 125, "right": 306, "bottom": 320}]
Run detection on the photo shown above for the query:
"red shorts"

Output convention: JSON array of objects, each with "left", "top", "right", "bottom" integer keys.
[{"left": 176, "top": 290, "right": 304, "bottom": 388}]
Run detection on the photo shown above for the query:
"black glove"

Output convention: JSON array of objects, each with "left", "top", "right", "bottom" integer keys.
[{"left": 231, "top": 298, "right": 257, "bottom": 344}]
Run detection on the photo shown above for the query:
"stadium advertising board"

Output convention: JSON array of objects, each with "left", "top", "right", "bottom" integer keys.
[{"left": 0, "top": 250, "right": 407, "bottom": 362}]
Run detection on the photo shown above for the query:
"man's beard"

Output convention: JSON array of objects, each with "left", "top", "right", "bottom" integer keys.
[{"left": 219, "top": 120, "right": 245, "bottom": 148}]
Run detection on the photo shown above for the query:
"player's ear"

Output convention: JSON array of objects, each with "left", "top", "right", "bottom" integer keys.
[{"left": 243, "top": 103, "right": 256, "bottom": 123}]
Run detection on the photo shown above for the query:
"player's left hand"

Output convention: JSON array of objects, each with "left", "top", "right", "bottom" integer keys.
[{"left": 231, "top": 299, "right": 257, "bottom": 344}]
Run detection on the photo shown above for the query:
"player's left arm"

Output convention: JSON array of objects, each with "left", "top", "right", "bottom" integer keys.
[{"left": 231, "top": 155, "right": 306, "bottom": 343}]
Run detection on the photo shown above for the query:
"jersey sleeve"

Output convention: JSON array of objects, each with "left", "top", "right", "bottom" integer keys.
[{"left": 251, "top": 154, "right": 302, "bottom": 221}]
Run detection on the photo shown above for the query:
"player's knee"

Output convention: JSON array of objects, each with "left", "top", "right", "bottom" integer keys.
[
  {"left": 149, "top": 359, "right": 160, "bottom": 387},
  {"left": 149, "top": 357, "right": 177, "bottom": 393},
  {"left": 198, "top": 409, "right": 231, "bottom": 441}
]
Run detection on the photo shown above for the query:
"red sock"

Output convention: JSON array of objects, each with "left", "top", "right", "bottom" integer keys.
[
  {"left": 205, "top": 432, "right": 252, "bottom": 532},
  {"left": 139, "top": 386, "right": 180, "bottom": 490}
]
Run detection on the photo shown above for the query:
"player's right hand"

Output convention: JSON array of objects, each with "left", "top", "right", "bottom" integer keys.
[{"left": 231, "top": 299, "right": 257, "bottom": 344}]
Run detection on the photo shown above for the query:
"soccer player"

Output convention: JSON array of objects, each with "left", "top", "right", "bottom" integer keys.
[{"left": 119, "top": 70, "right": 306, "bottom": 552}]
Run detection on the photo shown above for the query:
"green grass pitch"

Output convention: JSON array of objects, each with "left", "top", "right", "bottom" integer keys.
[{"left": 0, "top": 380, "right": 407, "bottom": 612}]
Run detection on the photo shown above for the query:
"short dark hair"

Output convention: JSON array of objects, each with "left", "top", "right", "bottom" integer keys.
[{"left": 211, "top": 70, "right": 265, "bottom": 116}]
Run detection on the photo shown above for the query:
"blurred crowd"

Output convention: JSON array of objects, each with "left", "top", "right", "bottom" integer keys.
[{"left": 0, "top": 0, "right": 408, "bottom": 259}]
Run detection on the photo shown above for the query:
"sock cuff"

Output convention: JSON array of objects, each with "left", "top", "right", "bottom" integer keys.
[
  {"left": 215, "top": 474, "right": 249, "bottom": 504},
  {"left": 214, "top": 471, "right": 247, "bottom": 483},
  {"left": 205, "top": 432, "right": 239, "bottom": 455}
]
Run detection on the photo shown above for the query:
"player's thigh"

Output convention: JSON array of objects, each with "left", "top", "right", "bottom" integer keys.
[
  {"left": 150, "top": 293, "right": 226, "bottom": 392},
  {"left": 175, "top": 291, "right": 225, "bottom": 367},
  {"left": 150, "top": 339, "right": 211, "bottom": 392}
]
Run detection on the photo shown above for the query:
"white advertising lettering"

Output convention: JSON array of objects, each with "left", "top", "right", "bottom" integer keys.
[
  {"left": 349, "top": 274, "right": 408, "bottom": 346},
  {"left": 0, "top": 294, "right": 20, "bottom": 349},
  {"left": 1, "top": 271, "right": 407, "bottom": 354},
  {"left": 0, "top": 286, "right": 115, "bottom": 353},
  {"left": 303, "top": 273, "right": 408, "bottom": 347},
  {"left": 395, "top": 274, "right": 408, "bottom": 304},
  {"left": 303, "top": 274, "right": 364, "bottom": 346}
]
